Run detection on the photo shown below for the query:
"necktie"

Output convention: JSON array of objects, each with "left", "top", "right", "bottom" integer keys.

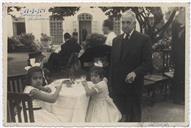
[
  {"left": 120, "top": 33, "right": 130, "bottom": 60},
  {"left": 123, "top": 33, "right": 130, "bottom": 40}
]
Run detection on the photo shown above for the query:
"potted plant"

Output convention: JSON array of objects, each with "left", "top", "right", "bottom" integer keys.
[{"left": 40, "top": 33, "right": 51, "bottom": 52}]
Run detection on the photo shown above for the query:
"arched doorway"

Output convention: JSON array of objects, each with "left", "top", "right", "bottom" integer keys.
[{"left": 78, "top": 13, "right": 92, "bottom": 44}]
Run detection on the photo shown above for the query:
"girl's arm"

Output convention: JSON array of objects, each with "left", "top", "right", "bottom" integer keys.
[
  {"left": 30, "top": 85, "right": 62, "bottom": 103},
  {"left": 82, "top": 81, "right": 98, "bottom": 96},
  {"left": 34, "top": 85, "right": 51, "bottom": 93}
]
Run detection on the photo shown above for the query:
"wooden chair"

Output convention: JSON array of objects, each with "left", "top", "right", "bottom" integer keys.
[
  {"left": 162, "top": 49, "right": 174, "bottom": 77},
  {"left": 144, "top": 49, "right": 173, "bottom": 104},
  {"left": 143, "top": 80, "right": 157, "bottom": 106},
  {"left": 8, "top": 74, "right": 27, "bottom": 93},
  {"left": 7, "top": 92, "right": 34, "bottom": 123},
  {"left": 162, "top": 49, "right": 174, "bottom": 99}
]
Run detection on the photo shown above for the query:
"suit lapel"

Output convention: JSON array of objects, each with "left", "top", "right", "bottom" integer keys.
[
  {"left": 115, "top": 34, "right": 124, "bottom": 62},
  {"left": 121, "top": 31, "right": 136, "bottom": 61}
]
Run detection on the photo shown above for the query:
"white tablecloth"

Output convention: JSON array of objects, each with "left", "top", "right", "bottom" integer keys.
[{"left": 42, "top": 79, "right": 90, "bottom": 122}]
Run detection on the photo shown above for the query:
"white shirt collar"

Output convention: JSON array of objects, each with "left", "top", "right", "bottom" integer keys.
[
  {"left": 108, "top": 31, "right": 115, "bottom": 35},
  {"left": 105, "top": 31, "right": 116, "bottom": 46},
  {"left": 123, "top": 29, "right": 134, "bottom": 39}
]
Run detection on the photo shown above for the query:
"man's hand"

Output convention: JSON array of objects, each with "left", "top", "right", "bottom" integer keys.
[{"left": 125, "top": 72, "right": 136, "bottom": 84}]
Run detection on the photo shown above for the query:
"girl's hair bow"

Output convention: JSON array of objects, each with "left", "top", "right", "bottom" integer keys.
[
  {"left": 24, "top": 58, "right": 41, "bottom": 71},
  {"left": 94, "top": 60, "right": 103, "bottom": 67}
]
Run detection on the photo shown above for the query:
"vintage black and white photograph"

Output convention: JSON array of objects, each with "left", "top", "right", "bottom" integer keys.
[{"left": 2, "top": 2, "right": 189, "bottom": 127}]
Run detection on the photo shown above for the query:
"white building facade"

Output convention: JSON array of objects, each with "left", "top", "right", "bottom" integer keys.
[{"left": 6, "top": 6, "right": 140, "bottom": 45}]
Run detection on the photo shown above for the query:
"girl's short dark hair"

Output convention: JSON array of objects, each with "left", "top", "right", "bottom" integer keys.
[
  {"left": 26, "top": 66, "right": 44, "bottom": 85},
  {"left": 90, "top": 66, "right": 104, "bottom": 79}
]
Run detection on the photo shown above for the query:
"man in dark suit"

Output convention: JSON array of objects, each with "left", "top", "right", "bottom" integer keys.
[
  {"left": 171, "top": 8, "right": 185, "bottom": 105},
  {"left": 111, "top": 10, "right": 152, "bottom": 122}
]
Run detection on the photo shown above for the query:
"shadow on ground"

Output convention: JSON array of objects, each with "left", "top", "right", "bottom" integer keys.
[{"left": 142, "top": 101, "right": 184, "bottom": 122}]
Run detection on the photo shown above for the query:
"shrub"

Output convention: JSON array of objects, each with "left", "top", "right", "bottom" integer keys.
[
  {"left": 8, "top": 33, "right": 41, "bottom": 52},
  {"left": 40, "top": 33, "right": 51, "bottom": 42}
]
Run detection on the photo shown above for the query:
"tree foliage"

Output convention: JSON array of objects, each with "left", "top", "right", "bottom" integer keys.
[
  {"left": 48, "top": 7, "right": 80, "bottom": 20},
  {"left": 7, "top": 6, "right": 25, "bottom": 18},
  {"left": 99, "top": 7, "right": 177, "bottom": 44}
]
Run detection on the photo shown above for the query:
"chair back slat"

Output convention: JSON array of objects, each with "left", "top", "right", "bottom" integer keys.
[
  {"left": 28, "top": 100, "right": 35, "bottom": 122},
  {"left": 7, "top": 101, "right": 11, "bottom": 122},
  {"left": 18, "top": 79, "right": 24, "bottom": 92},
  {"left": 8, "top": 99, "right": 16, "bottom": 122},
  {"left": 162, "top": 49, "right": 173, "bottom": 73},
  {"left": 13, "top": 80, "right": 19, "bottom": 93},
  {"left": 8, "top": 80, "right": 14, "bottom": 92},
  {"left": 8, "top": 75, "right": 26, "bottom": 93},
  {"left": 22, "top": 100, "right": 28, "bottom": 122},
  {"left": 15, "top": 100, "right": 22, "bottom": 122},
  {"left": 16, "top": 80, "right": 20, "bottom": 92},
  {"left": 7, "top": 92, "right": 35, "bottom": 123}
]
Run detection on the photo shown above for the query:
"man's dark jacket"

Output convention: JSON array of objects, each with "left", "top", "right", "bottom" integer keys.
[{"left": 111, "top": 31, "right": 152, "bottom": 98}]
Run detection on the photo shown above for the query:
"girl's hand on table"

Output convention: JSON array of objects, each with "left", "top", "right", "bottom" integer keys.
[
  {"left": 44, "top": 87, "right": 52, "bottom": 93},
  {"left": 81, "top": 81, "right": 88, "bottom": 86},
  {"left": 63, "top": 80, "right": 73, "bottom": 87},
  {"left": 55, "top": 85, "right": 62, "bottom": 91}
]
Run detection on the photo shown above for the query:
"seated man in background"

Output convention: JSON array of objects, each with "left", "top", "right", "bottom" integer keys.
[{"left": 59, "top": 32, "right": 81, "bottom": 69}]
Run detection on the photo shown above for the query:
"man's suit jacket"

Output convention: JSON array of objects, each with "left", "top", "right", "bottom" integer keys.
[
  {"left": 111, "top": 31, "right": 152, "bottom": 98},
  {"left": 171, "top": 22, "right": 185, "bottom": 82}
]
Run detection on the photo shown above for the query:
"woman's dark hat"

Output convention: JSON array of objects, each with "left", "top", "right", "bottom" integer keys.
[{"left": 79, "top": 45, "right": 111, "bottom": 62}]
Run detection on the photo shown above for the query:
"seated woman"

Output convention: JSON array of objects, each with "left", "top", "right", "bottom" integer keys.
[
  {"left": 46, "top": 33, "right": 81, "bottom": 74},
  {"left": 23, "top": 59, "right": 62, "bottom": 123}
]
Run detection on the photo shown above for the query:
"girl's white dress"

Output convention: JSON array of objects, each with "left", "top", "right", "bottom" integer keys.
[
  {"left": 23, "top": 86, "right": 61, "bottom": 123},
  {"left": 85, "top": 80, "right": 122, "bottom": 122}
]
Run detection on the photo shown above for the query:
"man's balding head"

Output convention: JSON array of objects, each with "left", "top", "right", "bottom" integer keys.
[{"left": 122, "top": 10, "right": 136, "bottom": 34}]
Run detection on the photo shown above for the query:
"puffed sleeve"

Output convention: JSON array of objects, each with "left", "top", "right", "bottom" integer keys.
[
  {"left": 44, "top": 85, "right": 56, "bottom": 95},
  {"left": 92, "top": 80, "right": 107, "bottom": 93},
  {"left": 23, "top": 86, "right": 34, "bottom": 94}
]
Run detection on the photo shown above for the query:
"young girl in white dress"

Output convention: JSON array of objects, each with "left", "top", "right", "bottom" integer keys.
[
  {"left": 82, "top": 61, "right": 122, "bottom": 122},
  {"left": 23, "top": 59, "right": 62, "bottom": 123}
]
